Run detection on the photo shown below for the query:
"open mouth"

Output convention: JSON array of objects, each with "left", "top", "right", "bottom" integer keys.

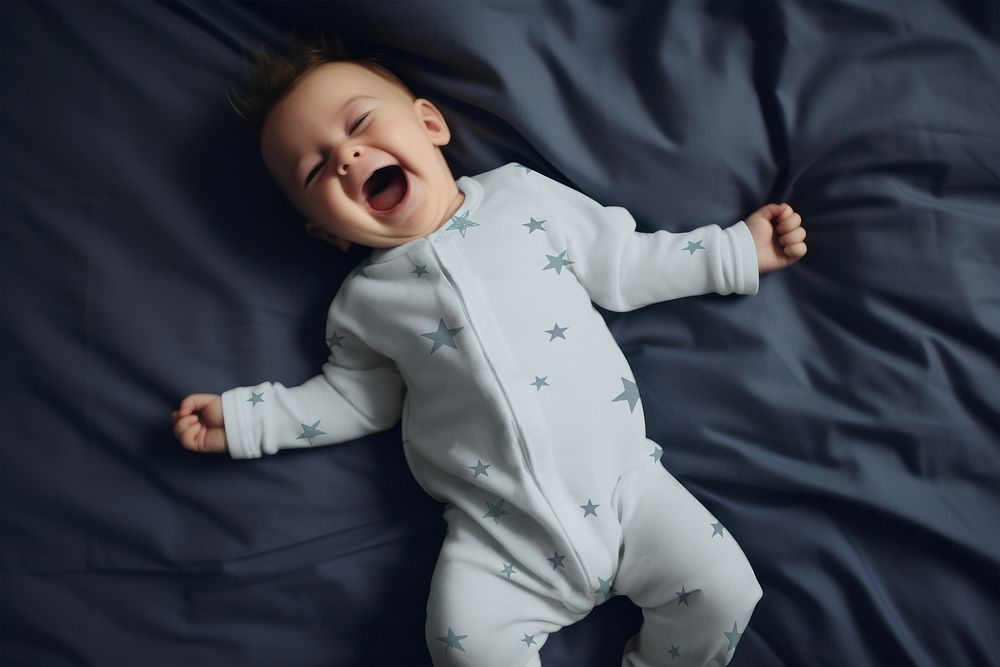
[{"left": 362, "top": 165, "right": 408, "bottom": 212}]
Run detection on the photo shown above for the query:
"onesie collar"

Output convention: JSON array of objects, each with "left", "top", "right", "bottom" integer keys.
[{"left": 368, "top": 174, "right": 483, "bottom": 264}]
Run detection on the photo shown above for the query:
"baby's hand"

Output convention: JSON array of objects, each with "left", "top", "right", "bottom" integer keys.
[
  {"left": 745, "top": 203, "right": 807, "bottom": 273},
  {"left": 172, "top": 394, "right": 228, "bottom": 453}
]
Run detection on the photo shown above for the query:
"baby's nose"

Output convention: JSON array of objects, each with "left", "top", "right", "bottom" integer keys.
[{"left": 339, "top": 149, "right": 362, "bottom": 176}]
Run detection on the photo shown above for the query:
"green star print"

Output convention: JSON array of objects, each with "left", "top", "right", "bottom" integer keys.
[
  {"left": 684, "top": 240, "right": 705, "bottom": 255},
  {"left": 469, "top": 460, "right": 491, "bottom": 478},
  {"left": 523, "top": 217, "right": 546, "bottom": 233},
  {"left": 530, "top": 376, "right": 550, "bottom": 390},
  {"left": 421, "top": 318, "right": 464, "bottom": 354},
  {"left": 296, "top": 420, "right": 326, "bottom": 446},
  {"left": 437, "top": 627, "right": 468, "bottom": 652},
  {"left": 595, "top": 576, "right": 615, "bottom": 601},
  {"left": 724, "top": 622, "right": 744, "bottom": 652},
  {"left": 543, "top": 250, "right": 575, "bottom": 274},
  {"left": 446, "top": 211, "right": 479, "bottom": 236},
  {"left": 483, "top": 498, "right": 512, "bottom": 524},
  {"left": 326, "top": 331, "right": 346, "bottom": 349},
  {"left": 613, "top": 377, "right": 640, "bottom": 412}
]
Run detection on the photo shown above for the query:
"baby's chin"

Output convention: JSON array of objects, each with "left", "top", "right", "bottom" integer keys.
[{"left": 361, "top": 224, "right": 432, "bottom": 249}]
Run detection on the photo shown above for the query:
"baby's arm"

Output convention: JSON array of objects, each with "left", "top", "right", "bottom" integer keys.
[
  {"left": 523, "top": 169, "right": 760, "bottom": 311},
  {"left": 219, "top": 349, "right": 404, "bottom": 459},
  {"left": 172, "top": 292, "right": 405, "bottom": 460}
]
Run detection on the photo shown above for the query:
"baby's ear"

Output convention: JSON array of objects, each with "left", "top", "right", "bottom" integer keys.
[
  {"left": 305, "top": 223, "right": 351, "bottom": 253},
  {"left": 414, "top": 98, "right": 451, "bottom": 146}
]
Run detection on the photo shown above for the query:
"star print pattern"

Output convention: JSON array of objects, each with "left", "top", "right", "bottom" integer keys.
[
  {"left": 326, "top": 331, "right": 346, "bottom": 349},
  {"left": 613, "top": 377, "right": 641, "bottom": 413},
  {"left": 296, "top": 419, "right": 326, "bottom": 446},
  {"left": 724, "top": 621, "right": 744, "bottom": 652},
  {"left": 530, "top": 376, "right": 549, "bottom": 390},
  {"left": 483, "top": 498, "right": 512, "bottom": 525},
  {"left": 236, "top": 166, "right": 757, "bottom": 665},
  {"left": 523, "top": 217, "right": 546, "bottom": 233},
  {"left": 542, "top": 249, "right": 575, "bottom": 274},
  {"left": 684, "top": 240, "right": 706, "bottom": 255},
  {"left": 469, "top": 460, "right": 491, "bottom": 478},
  {"left": 595, "top": 575, "right": 615, "bottom": 601},
  {"left": 436, "top": 627, "right": 468, "bottom": 652},
  {"left": 421, "top": 318, "right": 464, "bottom": 354},
  {"left": 430, "top": 201, "right": 734, "bottom": 664},
  {"left": 545, "top": 323, "right": 568, "bottom": 340},
  {"left": 446, "top": 210, "right": 480, "bottom": 236},
  {"left": 580, "top": 499, "right": 600, "bottom": 517}
]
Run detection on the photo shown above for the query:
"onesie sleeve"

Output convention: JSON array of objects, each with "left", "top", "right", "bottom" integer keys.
[
  {"left": 219, "top": 290, "right": 405, "bottom": 460},
  {"left": 524, "top": 169, "right": 759, "bottom": 312}
]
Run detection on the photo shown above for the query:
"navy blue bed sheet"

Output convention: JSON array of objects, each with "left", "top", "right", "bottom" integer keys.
[{"left": 2, "top": 1, "right": 998, "bottom": 665}]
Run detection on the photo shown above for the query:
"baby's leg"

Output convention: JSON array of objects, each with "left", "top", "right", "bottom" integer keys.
[
  {"left": 611, "top": 460, "right": 763, "bottom": 667},
  {"left": 425, "top": 514, "right": 586, "bottom": 667}
]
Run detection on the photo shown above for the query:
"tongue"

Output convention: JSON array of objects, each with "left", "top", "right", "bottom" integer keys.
[{"left": 368, "top": 168, "right": 407, "bottom": 211}]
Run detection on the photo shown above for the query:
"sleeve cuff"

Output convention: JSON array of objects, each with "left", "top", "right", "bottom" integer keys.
[
  {"left": 726, "top": 220, "right": 760, "bottom": 295},
  {"left": 221, "top": 386, "right": 262, "bottom": 459}
]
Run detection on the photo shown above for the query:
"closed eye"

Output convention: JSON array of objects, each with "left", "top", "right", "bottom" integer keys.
[
  {"left": 350, "top": 111, "right": 371, "bottom": 134},
  {"left": 304, "top": 160, "right": 326, "bottom": 188}
]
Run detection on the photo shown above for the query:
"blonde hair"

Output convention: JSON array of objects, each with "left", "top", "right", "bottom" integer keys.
[{"left": 226, "top": 31, "right": 415, "bottom": 137}]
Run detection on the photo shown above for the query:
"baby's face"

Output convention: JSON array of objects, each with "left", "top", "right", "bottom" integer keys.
[{"left": 260, "top": 61, "right": 464, "bottom": 250}]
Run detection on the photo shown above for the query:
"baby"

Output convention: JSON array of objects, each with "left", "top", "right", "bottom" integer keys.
[{"left": 172, "top": 37, "right": 806, "bottom": 667}]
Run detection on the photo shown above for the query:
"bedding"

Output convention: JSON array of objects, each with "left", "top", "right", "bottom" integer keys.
[{"left": 2, "top": 1, "right": 998, "bottom": 665}]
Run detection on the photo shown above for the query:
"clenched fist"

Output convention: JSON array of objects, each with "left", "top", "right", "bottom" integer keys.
[
  {"left": 171, "top": 393, "right": 228, "bottom": 453},
  {"left": 744, "top": 203, "right": 808, "bottom": 274}
]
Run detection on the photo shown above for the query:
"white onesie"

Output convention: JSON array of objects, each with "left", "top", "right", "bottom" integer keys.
[{"left": 221, "top": 163, "right": 763, "bottom": 667}]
